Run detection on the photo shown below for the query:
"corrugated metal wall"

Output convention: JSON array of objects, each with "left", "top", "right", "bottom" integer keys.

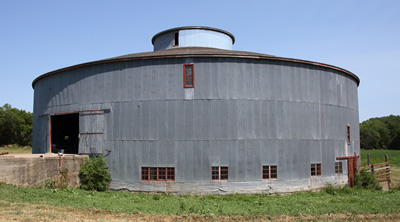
[
  {"left": 32, "top": 57, "right": 359, "bottom": 193},
  {"left": 179, "top": 30, "right": 233, "bottom": 50}
]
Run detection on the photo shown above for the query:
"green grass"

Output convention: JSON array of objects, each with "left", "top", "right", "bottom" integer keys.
[
  {"left": 0, "top": 144, "right": 32, "bottom": 154},
  {"left": 360, "top": 149, "right": 400, "bottom": 167},
  {"left": 0, "top": 184, "right": 399, "bottom": 216},
  {"left": 0, "top": 148, "right": 399, "bottom": 217}
]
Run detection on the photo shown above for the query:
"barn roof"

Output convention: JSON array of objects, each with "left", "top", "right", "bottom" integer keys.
[{"left": 32, "top": 47, "right": 360, "bottom": 88}]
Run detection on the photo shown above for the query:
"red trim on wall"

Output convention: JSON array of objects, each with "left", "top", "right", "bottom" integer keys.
[
  {"left": 49, "top": 116, "right": 52, "bottom": 153},
  {"left": 183, "top": 64, "right": 194, "bottom": 88}
]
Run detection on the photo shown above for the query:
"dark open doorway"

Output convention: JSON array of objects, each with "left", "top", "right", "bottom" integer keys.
[{"left": 51, "top": 113, "right": 79, "bottom": 154}]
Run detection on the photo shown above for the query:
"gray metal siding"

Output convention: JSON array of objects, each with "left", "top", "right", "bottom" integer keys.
[
  {"left": 32, "top": 56, "right": 359, "bottom": 193},
  {"left": 179, "top": 29, "right": 233, "bottom": 50}
]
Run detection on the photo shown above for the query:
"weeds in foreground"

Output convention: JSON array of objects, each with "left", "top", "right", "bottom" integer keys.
[
  {"left": 44, "top": 168, "right": 70, "bottom": 190},
  {"left": 354, "top": 168, "right": 382, "bottom": 191}
]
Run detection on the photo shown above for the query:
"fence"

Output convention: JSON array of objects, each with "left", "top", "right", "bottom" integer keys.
[{"left": 361, "top": 154, "right": 391, "bottom": 190}]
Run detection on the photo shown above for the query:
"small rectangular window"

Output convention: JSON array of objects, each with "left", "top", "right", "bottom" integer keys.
[
  {"left": 211, "top": 166, "right": 228, "bottom": 181},
  {"left": 167, "top": 167, "right": 175, "bottom": 180},
  {"left": 211, "top": 166, "right": 220, "bottom": 180},
  {"left": 158, "top": 168, "right": 166, "bottom": 180},
  {"left": 141, "top": 167, "right": 149, "bottom": 181},
  {"left": 220, "top": 167, "right": 229, "bottom": 180},
  {"left": 141, "top": 167, "right": 175, "bottom": 181},
  {"left": 347, "top": 125, "right": 351, "bottom": 145},
  {"left": 270, "top": 165, "right": 277, "bottom": 179},
  {"left": 262, "top": 166, "right": 270, "bottom": 179},
  {"left": 335, "top": 162, "right": 343, "bottom": 174},
  {"left": 311, "top": 163, "right": 322, "bottom": 176},
  {"left": 184, "top": 64, "right": 194, "bottom": 88},
  {"left": 150, "top": 167, "right": 158, "bottom": 180},
  {"left": 174, "top": 32, "right": 179, "bottom": 46},
  {"left": 263, "top": 165, "right": 277, "bottom": 179}
]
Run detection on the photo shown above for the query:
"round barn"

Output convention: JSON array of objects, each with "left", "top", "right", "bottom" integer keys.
[{"left": 32, "top": 26, "right": 360, "bottom": 194}]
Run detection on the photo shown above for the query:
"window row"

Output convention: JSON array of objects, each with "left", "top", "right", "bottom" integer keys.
[
  {"left": 311, "top": 162, "right": 343, "bottom": 177},
  {"left": 141, "top": 167, "right": 175, "bottom": 181},
  {"left": 141, "top": 163, "right": 344, "bottom": 182}
]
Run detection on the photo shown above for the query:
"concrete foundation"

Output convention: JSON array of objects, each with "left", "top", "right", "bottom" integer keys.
[
  {"left": 0, "top": 153, "right": 88, "bottom": 188},
  {"left": 110, "top": 175, "right": 348, "bottom": 195}
]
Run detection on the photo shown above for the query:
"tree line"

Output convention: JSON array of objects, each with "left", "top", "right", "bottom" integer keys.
[
  {"left": 0, "top": 104, "right": 32, "bottom": 146},
  {"left": 360, "top": 115, "right": 400, "bottom": 150}
]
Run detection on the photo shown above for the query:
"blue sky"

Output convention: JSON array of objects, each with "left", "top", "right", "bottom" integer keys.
[{"left": 0, "top": 0, "right": 399, "bottom": 122}]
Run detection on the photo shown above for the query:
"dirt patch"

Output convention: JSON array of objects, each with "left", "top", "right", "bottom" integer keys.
[{"left": 1, "top": 200, "right": 400, "bottom": 221}]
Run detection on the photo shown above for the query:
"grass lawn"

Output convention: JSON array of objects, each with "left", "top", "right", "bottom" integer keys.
[
  {"left": 0, "top": 184, "right": 399, "bottom": 218},
  {"left": 0, "top": 148, "right": 399, "bottom": 220},
  {"left": 360, "top": 149, "right": 400, "bottom": 167},
  {"left": 0, "top": 144, "right": 32, "bottom": 154}
]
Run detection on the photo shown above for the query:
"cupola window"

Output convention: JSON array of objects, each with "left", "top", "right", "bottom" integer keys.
[{"left": 174, "top": 32, "right": 179, "bottom": 46}]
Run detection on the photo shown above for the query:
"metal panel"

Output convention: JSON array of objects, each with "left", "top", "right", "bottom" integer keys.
[{"left": 179, "top": 29, "right": 233, "bottom": 50}]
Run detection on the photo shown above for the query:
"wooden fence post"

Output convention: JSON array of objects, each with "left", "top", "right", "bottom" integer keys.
[
  {"left": 386, "top": 154, "right": 390, "bottom": 190},
  {"left": 354, "top": 152, "right": 358, "bottom": 172},
  {"left": 367, "top": 154, "right": 370, "bottom": 166}
]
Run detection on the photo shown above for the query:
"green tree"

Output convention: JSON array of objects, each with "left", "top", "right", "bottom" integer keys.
[
  {"left": 360, "top": 115, "right": 400, "bottom": 150},
  {"left": 390, "top": 129, "right": 400, "bottom": 150},
  {"left": 0, "top": 104, "right": 33, "bottom": 146},
  {"left": 380, "top": 115, "right": 400, "bottom": 149},
  {"left": 360, "top": 124, "right": 380, "bottom": 150}
]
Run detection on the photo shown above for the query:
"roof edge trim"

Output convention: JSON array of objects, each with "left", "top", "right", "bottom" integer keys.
[{"left": 32, "top": 54, "right": 359, "bottom": 88}]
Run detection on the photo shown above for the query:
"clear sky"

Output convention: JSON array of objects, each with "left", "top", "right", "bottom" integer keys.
[{"left": 0, "top": 0, "right": 399, "bottom": 122}]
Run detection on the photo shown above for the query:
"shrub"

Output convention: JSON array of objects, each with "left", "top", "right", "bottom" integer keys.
[
  {"left": 354, "top": 168, "right": 382, "bottom": 191},
  {"left": 79, "top": 155, "right": 111, "bottom": 191}
]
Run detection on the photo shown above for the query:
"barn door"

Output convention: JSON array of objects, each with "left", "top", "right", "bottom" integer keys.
[
  {"left": 79, "top": 110, "right": 104, "bottom": 154},
  {"left": 51, "top": 113, "right": 79, "bottom": 154},
  {"left": 34, "top": 115, "right": 51, "bottom": 153}
]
